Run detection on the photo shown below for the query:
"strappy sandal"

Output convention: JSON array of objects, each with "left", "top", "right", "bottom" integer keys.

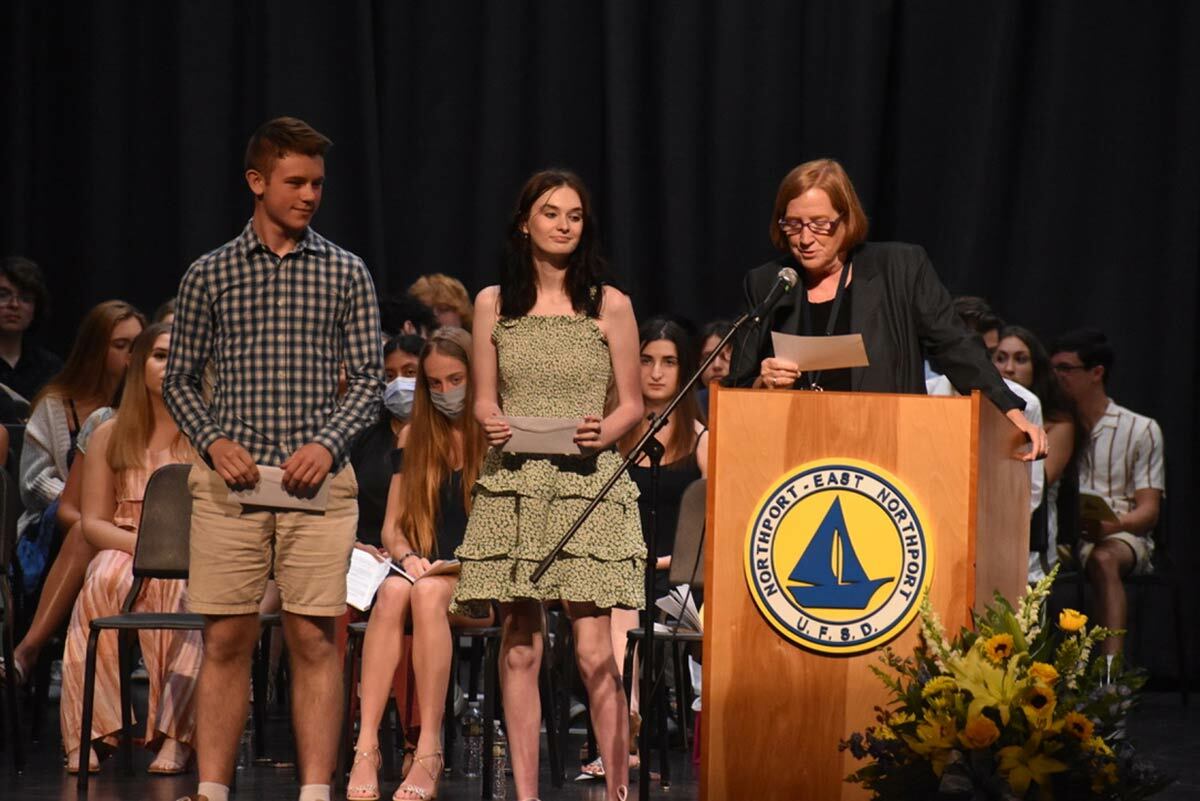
[
  {"left": 346, "top": 746, "right": 383, "bottom": 801},
  {"left": 392, "top": 750, "right": 443, "bottom": 800},
  {"left": 148, "top": 739, "right": 195, "bottom": 775}
]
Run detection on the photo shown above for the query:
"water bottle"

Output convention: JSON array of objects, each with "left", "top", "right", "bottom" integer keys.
[
  {"left": 490, "top": 722, "right": 508, "bottom": 799},
  {"left": 462, "top": 705, "right": 483, "bottom": 777}
]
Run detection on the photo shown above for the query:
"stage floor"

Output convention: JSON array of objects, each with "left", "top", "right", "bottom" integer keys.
[{"left": 1, "top": 692, "right": 1194, "bottom": 800}]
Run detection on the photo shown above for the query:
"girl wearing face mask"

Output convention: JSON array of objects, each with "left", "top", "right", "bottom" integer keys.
[
  {"left": 350, "top": 334, "right": 426, "bottom": 558},
  {"left": 347, "top": 327, "right": 492, "bottom": 801}
]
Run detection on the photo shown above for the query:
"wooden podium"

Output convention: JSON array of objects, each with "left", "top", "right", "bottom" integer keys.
[{"left": 700, "top": 388, "right": 1031, "bottom": 801}]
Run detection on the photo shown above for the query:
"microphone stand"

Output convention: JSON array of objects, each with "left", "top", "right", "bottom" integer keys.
[{"left": 530, "top": 303, "right": 774, "bottom": 797}]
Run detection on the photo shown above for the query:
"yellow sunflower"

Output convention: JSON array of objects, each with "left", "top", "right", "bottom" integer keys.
[
  {"left": 958, "top": 715, "right": 1000, "bottom": 750},
  {"left": 921, "top": 676, "right": 958, "bottom": 698},
  {"left": 1084, "top": 735, "right": 1113, "bottom": 757},
  {"left": 1021, "top": 685, "right": 1057, "bottom": 729},
  {"left": 983, "top": 634, "right": 1016, "bottom": 664},
  {"left": 1058, "top": 609, "right": 1088, "bottom": 632},
  {"left": 1028, "top": 661, "right": 1059, "bottom": 686},
  {"left": 1063, "top": 711, "right": 1094, "bottom": 740}
]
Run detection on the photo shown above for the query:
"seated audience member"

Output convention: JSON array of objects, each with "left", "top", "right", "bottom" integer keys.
[
  {"left": 350, "top": 334, "right": 425, "bottom": 551},
  {"left": 379, "top": 292, "right": 438, "bottom": 339},
  {"left": 60, "top": 322, "right": 200, "bottom": 774},
  {"left": 1050, "top": 328, "right": 1164, "bottom": 660},
  {"left": 585, "top": 318, "right": 710, "bottom": 779},
  {"left": 153, "top": 297, "right": 176, "bottom": 324},
  {"left": 347, "top": 327, "right": 491, "bottom": 801},
  {"left": 695, "top": 319, "right": 733, "bottom": 420},
  {"left": 925, "top": 297, "right": 1045, "bottom": 524},
  {"left": 16, "top": 301, "right": 145, "bottom": 597},
  {"left": 0, "top": 256, "right": 63, "bottom": 405},
  {"left": 409, "top": 273, "right": 474, "bottom": 330},
  {"left": 0, "top": 404, "right": 115, "bottom": 686},
  {"left": 993, "top": 326, "right": 1083, "bottom": 578}
]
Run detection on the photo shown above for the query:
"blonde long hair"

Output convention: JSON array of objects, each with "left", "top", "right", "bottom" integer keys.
[
  {"left": 35, "top": 300, "right": 145, "bottom": 408},
  {"left": 398, "top": 327, "right": 486, "bottom": 558},
  {"left": 106, "top": 323, "right": 192, "bottom": 473}
]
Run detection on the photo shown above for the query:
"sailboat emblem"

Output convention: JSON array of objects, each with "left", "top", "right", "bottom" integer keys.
[
  {"left": 744, "top": 459, "right": 933, "bottom": 655},
  {"left": 787, "top": 497, "right": 893, "bottom": 609}
]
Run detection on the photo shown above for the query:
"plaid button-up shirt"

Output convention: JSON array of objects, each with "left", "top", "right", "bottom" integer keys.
[{"left": 164, "top": 220, "right": 384, "bottom": 471}]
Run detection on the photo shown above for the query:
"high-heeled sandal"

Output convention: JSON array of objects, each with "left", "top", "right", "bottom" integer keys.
[
  {"left": 346, "top": 747, "right": 383, "bottom": 801},
  {"left": 392, "top": 750, "right": 443, "bottom": 800},
  {"left": 148, "top": 738, "right": 195, "bottom": 775}
]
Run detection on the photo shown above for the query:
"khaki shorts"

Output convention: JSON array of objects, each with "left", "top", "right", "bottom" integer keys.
[
  {"left": 1079, "top": 532, "right": 1154, "bottom": 576},
  {"left": 186, "top": 461, "right": 359, "bottom": 616}
]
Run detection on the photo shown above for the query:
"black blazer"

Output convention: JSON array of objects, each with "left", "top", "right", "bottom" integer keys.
[{"left": 726, "top": 241, "right": 1024, "bottom": 414}]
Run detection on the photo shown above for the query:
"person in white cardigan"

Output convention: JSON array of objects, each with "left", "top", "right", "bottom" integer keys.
[{"left": 15, "top": 301, "right": 144, "bottom": 583}]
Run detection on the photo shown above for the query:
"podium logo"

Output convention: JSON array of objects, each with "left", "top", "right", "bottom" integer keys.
[{"left": 744, "top": 458, "right": 933, "bottom": 655}]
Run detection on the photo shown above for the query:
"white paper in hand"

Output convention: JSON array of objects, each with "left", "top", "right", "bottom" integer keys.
[
  {"left": 345, "top": 548, "right": 392, "bottom": 611},
  {"left": 502, "top": 416, "right": 583, "bottom": 455},
  {"left": 232, "top": 465, "right": 331, "bottom": 512},
  {"left": 771, "top": 331, "right": 870, "bottom": 373}
]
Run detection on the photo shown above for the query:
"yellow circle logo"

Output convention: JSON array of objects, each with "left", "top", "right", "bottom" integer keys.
[{"left": 743, "top": 458, "right": 934, "bottom": 655}]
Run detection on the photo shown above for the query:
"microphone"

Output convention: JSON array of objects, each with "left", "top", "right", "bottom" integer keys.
[{"left": 749, "top": 266, "right": 799, "bottom": 320}]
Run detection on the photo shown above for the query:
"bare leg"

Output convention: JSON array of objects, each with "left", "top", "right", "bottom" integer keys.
[
  {"left": 12, "top": 522, "right": 96, "bottom": 673},
  {"left": 194, "top": 613, "right": 260, "bottom": 785},
  {"left": 349, "top": 577, "right": 412, "bottom": 791},
  {"left": 500, "top": 600, "right": 544, "bottom": 800},
  {"left": 281, "top": 611, "right": 343, "bottom": 785},
  {"left": 609, "top": 608, "right": 639, "bottom": 714},
  {"left": 1086, "top": 540, "right": 1136, "bottom": 657},
  {"left": 569, "top": 603, "right": 629, "bottom": 801}
]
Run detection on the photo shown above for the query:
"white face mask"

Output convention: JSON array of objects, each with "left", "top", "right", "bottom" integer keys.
[
  {"left": 429, "top": 383, "right": 467, "bottom": 420},
  {"left": 383, "top": 376, "right": 417, "bottom": 420}
]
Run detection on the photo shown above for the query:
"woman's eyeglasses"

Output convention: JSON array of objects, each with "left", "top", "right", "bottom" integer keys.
[{"left": 777, "top": 216, "right": 843, "bottom": 236}]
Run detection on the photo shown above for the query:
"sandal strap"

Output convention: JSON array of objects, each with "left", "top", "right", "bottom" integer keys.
[{"left": 394, "top": 784, "right": 431, "bottom": 800}]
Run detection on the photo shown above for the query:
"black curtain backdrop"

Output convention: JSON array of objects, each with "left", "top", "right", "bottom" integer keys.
[{"left": 3, "top": 2, "right": 1197, "bottom": 673}]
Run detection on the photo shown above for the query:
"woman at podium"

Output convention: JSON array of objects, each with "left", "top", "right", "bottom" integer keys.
[{"left": 727, "top": 158, "right": 1046, "bottom": 459}]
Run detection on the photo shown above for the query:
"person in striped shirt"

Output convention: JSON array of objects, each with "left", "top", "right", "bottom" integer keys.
[{"left": 1050, "top": 328, "right": 1164, "bottom": 659}]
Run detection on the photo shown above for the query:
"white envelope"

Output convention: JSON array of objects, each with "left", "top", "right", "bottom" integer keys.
[
  {"left": 232, "top": 465, "right": 331, "bottom": 512},
  {"left": 770, "top": 331, "right": 870, "bottom": 372},
  {"left": 502, "top": 416, "right": 583, "bottom": 456}
]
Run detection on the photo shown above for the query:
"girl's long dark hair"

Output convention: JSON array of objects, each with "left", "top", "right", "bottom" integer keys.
[
  {"left": 499, "top": 169, "right": 607, "bottom": 319},
  {"left": 998, "top": 324, "right": 1087, "bottom": 464},
  {"left": 619, "top": 317, "right": 702, "bottom": 466}
]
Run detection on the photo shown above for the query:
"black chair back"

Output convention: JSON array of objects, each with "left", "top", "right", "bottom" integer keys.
[
  {"left": 4, "top": 425, "right": 25, "bottom": 472},
  {"left": 668, "top": 478, "right": 707, "bottom": 591},
  {"left": 0, "top": 467, "right": 20, "bottom": 572},
  {"left": 130, "top": 464, "right": 193, "bottom": 581}
]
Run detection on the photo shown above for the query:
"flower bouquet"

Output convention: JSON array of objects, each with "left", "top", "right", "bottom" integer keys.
[{"left": 840, "top": 566, "right": 1170, "bottom": 799}]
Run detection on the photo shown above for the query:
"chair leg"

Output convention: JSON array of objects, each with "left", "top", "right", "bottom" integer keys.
[
  {"left": 539, "top": 647, "right": 562, "bottom": 788},
  {"left": 338, "top": 631, "right": 357, "bottom": 785},
  {"left": 672, "top": 641, "right": 690, "bottom": 750},
  {"left": 444, "top": 634, "right": 459, "bottom": 774},
  {"left": 252, "top": 625, "right": 271, "bottom": 760},
  {"left": 1, "top": 612, "right": 23, "bottom": 773},
  {"left": 482, "top": 634, "right": 499, "bottom": 800},
  {"left": 1171, "top": 580, "right": 1189, "bottom": 705},
  {"left": 381, "top": 698, "right": 396, "bottom": 782},
  {"left": 78, "top": 627, "right": 102, "bottom": 796},
  {"left": 117, "top": 632, "right": 135, "bottom": 776}
]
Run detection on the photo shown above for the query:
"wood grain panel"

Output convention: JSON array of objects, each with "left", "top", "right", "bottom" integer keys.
[{"left": 701, "top": 388, "right": 1028, "bottom": 801}]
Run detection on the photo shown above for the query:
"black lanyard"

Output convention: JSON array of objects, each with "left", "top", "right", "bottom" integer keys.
[{"left": 799, "top": 263, "right": 851, "bottom": 390}]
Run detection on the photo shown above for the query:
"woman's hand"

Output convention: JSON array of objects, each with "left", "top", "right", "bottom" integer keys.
[
  {"left": 574, "top": 415, "right": 604, "bottom": 454},
  {"left": 401, "top": 553, "right": 432, "bottom": 579},
  {"left": 354, "top": 542, "right": 388, "bottom": 562},
  {"left": 760, "top": 357, "right": 800, "bottom": 389},
  {"left": 483, "top": 414, "right": 512, "bottom": 447},
  {"left": 1005, "top": 409, "right": 1049, "bottom": 462}
]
